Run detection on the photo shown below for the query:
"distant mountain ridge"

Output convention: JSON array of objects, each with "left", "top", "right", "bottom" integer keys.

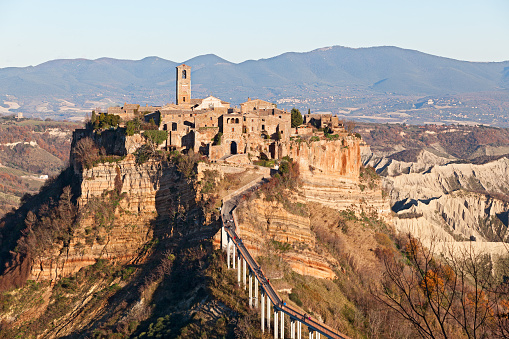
[{"left": 0, "top": 46, "right": 508, "bottom": 121}]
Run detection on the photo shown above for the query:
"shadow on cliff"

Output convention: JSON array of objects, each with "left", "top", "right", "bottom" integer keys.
[
  {"left": 59, "top": 159, "right": 224, "bottom": 338},
  {"left": 0, "top": 166, "right": 80, "bottom": 291}
]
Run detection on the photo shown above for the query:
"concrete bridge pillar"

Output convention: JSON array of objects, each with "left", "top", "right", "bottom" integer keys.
[
  {"left": 249, "top": 271, "right": 253, "bottom": 308},
  {"left": 280, "top": 311, "right": 284, "bottom": 338},
  {"left": 237, "top": 255, "right": 241, "bottom": 286},
  {"left": 308, "top": 329, "right": 314, "bottom": 339},
  {"left": 267, "top": 299, "right": 271, "bottom": 332},
  {"left": 227, "top": 238, "right": 231, "bottom": 269},
  {"left": 254, "top": 278, "right": 258, "bottom": 308},
  {"left": 221, "top": 224, "right": 227, "bottom": 249},
  {"left": 316, "top": 332, "right": 320, "bottom": 339},
  {"left": 291, "top": 318, "right": 296, "bottom": 339},
  {"left": 274, "top": 311, "right": 278, "bottom": 339},
  {"left": 243, "top": 258, "right": 247, "bottom": 290},
  {"left": 232, "top": 244, "right": 236, "bottom": 269},
  {"left": 261, "top": 291, "right": 265, "bottom": 332},
  {"left": 298, "top": 321, "right": 302, "bottom": 339}
]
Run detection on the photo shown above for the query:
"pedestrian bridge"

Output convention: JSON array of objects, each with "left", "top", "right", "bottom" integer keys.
[{"left": 220, "top": 180, "right": 350, "bottom": 339}]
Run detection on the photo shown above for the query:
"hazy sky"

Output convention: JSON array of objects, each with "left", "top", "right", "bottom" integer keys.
[{"left": 1, "top": 0, "right": 508, "bottom": 68}]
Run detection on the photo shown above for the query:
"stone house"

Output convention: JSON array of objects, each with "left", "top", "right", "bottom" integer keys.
[{"left": 108, "top": 64, "right": 292, "bottom": 161}]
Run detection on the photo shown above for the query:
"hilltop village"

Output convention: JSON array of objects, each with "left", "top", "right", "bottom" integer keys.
[{"left": 97, "top": 64, "right": 347, "bottom": 162}]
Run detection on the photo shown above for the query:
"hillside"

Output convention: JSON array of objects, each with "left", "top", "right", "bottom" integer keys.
[
  {"left": 1, "top": 46, "right": 508, "bottom": 125},
  {"left": 0, "top": 116, "right": 82, "bottom": 217},
  {"left": 0, "top": 119, "right": 507, "bottom": 338}
]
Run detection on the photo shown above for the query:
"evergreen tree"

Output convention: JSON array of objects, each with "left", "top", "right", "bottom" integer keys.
[{"left": 291, "top": 108, "right": 303, "bottom": 128}]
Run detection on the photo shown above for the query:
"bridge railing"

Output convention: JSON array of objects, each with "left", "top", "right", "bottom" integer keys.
[{"left": 223, "top": 222, "right": 350, "bottom": 339}]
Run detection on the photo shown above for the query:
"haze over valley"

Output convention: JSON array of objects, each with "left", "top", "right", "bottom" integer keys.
[{"left": 1, "top": 46, "right": 508, "bottom": 126}]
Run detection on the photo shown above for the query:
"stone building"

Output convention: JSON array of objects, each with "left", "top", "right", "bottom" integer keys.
[
  {"left": 108, "top": 64, "right": 292, "bottom": 161},
  {"left": 304, "top": 112, "right": 343, "bottom": 130}
]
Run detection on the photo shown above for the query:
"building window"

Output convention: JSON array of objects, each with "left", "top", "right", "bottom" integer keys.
[
  {"left": 262, "top": 125, "right": 265, "bottom": 130},
  {"left": 183, "top": 97, "right": 186, "bottom": 102},
  {"left": 232, "top": 128, "right": 234, "bottom": 132},
  {"left": 251, "top": 127, "right": 254, "bottom": 131},
  {"left": 182, "top": 70, "right": 187, "bottom": 79},
  {"left": 235, "top": 118, "right": 239, "bottom": 124},
  {"left": 210, "top": 117, "right": 213, "bottom": 120},
  {"left": 279, "top": 116, "right": 282, "bottom": 119}
]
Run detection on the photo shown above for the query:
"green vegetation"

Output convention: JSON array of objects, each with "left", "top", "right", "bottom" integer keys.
[
  {"left": 359, "top": 165, "right": 379, "bottom": 190},
  {"left": 200, "top": 170, "right": 220, "bottom": 194},
  {"left": 125, "top": 117, "right": 159, "bottom": 136},
  {"left": 212, "top": 131, "right": 222, "bottom": 145},
  {"left": 125, "top": 119, "right": 141, "bottom": 136},
  {"left": 291, "top": 108, "right": 303, "bottom": 128},
  {"left": 92, "top": 113, "right": 120, "bottom": 129},
  {"left": 142, "top": 130, "right": 168, "bottom": 145},
  {"left": 170, "top": 151, "right": 202, "bottom": 179}
]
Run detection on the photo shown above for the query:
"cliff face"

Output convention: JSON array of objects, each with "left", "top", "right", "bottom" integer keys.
[
  {"left": 235, "top": 197, "right": 337, "bottom": 279},
  {"left": 370, "top": 153, "right": 509, "bottom": 254},
  {"left": 289, "top": 137, "right": 390, "bottom": 218},
  {"left": 289, "top": 136, "right": 362, "bottom": 181},
  {"left": 30, "top": 154, "right": 202, "bottom": 282},
  {"left": 233, "top": 137, "right": 383, "bottom": 280}
]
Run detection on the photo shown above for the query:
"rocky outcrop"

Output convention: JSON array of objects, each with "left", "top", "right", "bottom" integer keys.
[
  {"left": 387, "top": 157, "right": 509, "bottom": 202},
  {"left": 289, "top": 136, "right": 362, "bottom": 181},
  {"left": 30, "top": 155, "right": 203, "bottom": 282},
  {"left": 385, "top": 157, "right": 509, "bottom": 254},
  {"left": 363, "top": 148, "right": 454, "bottom": 176},
  {"left": 289, "top": 138, "right": 391, "bottom": 218},
  {"left": 235, "top": 197, "right": 337, "bottom": 279}
]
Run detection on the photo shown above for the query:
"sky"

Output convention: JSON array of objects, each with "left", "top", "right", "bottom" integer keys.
[{"left": 0, "top": 0, "right": 508, "bottom": 68}]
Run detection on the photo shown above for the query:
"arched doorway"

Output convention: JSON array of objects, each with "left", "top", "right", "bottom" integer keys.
[{"left": 230, "top": 141, "right": 237, "bottom": 155}]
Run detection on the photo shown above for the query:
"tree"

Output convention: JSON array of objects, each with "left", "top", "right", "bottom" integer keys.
[
  {"left": 375, "top": 235, "right": 502, "bottom": 339},
  {"left": 291, "top": 108, "right": 303, "bottom": 128},
  {"left": 73, "top": 137, "right": 99, "bottom": 169},
  {"left": 345, "top": 120, "right": 356, "bottom": 133}
]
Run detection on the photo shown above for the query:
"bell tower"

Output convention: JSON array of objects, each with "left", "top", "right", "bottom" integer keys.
[{"left": 176, "top": 64, "right": 191, "bottom": 105}]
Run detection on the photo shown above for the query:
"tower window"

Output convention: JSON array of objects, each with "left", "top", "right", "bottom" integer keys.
[
  {"left": 182, "top": 70, "right": 187, "bottom": 79},
  {"left": 183, "top": 97, "right": 186, "bottom": 102}
]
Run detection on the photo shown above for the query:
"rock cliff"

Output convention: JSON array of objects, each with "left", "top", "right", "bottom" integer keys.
[
  {"left": 29, "top": 154, "right": 205, "bottom": 282},
  {"left": 235, "top": 197, "right": 338, "bottom": 279}
]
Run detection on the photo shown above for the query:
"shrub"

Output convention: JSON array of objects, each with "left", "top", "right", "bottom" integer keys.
[
  {"left": 94, "top": 113, "right": 120, "bottom": 129},
  {"left": 289, "top": 292, "right": 303, "bottom": 306},
  {"left": 142, "top": 130, "right": 168, "bottom": 145},
  {"left": 212, "top": 132, "right": 222, "bottom": 145},
  {"left": 125, "top": 119, "right": 141, "bottom": 136}
]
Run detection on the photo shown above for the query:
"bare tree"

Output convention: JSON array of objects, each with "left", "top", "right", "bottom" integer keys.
[
  {"left": 73, "top": 137, "right": 99, "bottom": 169},
  {"left": 375, "top": 235, "right": 502, "bottom": 339},
  {"left": 345, "top": 120, "right": 356, "bottom": 133}
]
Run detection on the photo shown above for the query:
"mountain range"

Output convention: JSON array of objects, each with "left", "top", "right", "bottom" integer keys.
[{"left": 0, "top": 46, "right": 508, "bottom": 124}]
